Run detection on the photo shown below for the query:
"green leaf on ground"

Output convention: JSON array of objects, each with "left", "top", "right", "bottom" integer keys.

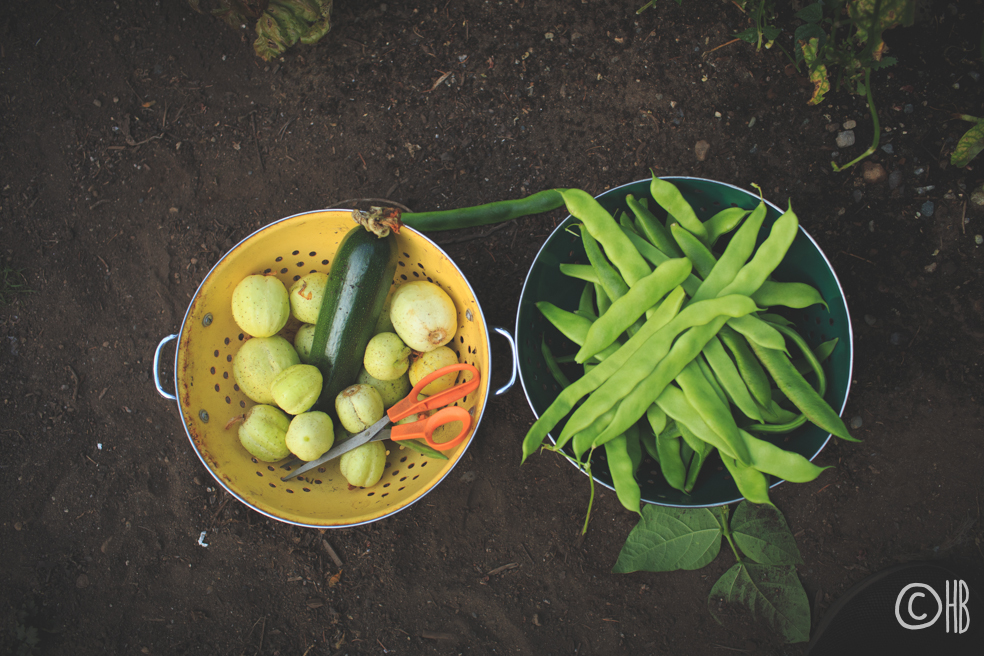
[
  {"left": 730, "top": 501, "right": 803, "bottom": 566},
  {"left": 708, "top": 563, "right": 811, "bottom": 644},
  {"left": 612, "top": 505, "right": 722, "bottom": 573}
]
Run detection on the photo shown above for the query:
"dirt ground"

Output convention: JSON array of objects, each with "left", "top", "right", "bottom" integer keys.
[{"left": 2, "top": 1, "right": 984, "bottom": 654}]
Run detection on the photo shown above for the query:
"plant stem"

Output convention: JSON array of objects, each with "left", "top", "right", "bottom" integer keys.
[
  {"left": 718, "top": 505, "right": 745, "bottom": 565},
  {"left": 831, "top": 67, "right": 879, "bottom": 172},
  {"left": 581, "top": 459, "right": 596, "bottom": 535}
]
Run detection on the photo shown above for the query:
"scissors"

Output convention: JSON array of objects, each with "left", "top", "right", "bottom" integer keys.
[{"left": 281, "top": 362, "right": 480, "bottom": 482}]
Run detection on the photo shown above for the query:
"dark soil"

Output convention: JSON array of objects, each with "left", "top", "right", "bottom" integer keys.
[{"left": 2, "top": 1, "right": 984, "bottom": 655}]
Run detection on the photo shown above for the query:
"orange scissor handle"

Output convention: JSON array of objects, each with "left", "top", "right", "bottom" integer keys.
[
  {"left": 386, "top": 362, "right": 480, "bottom": 422},
  {"left": 389, "top": 405, "right": 473, "bottom": 450}
]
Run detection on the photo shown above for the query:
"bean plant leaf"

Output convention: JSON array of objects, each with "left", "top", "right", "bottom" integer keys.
[
  {"left": 708, "top": 563, "right": 811, "bottom": 644},
  {"left": 730, "top": 501, "right": 803, "bottom": 566},
  {"left": 951, "top": 119, "right": 984, "bottom": 168},
  {"left": 795, "top": 2, "right": 824, "bottom": 24},
  {"left": 799, "top": 38, "right": 830, "bottom": 106},
  {"left": 612, "top": 505, "right": 721, "bottom": 573},
  {"left": 848, "top": 0, "right": 916, "bottom": 51}
]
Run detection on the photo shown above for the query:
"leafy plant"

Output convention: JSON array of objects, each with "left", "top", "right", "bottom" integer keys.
[
  {"left": 951, "top": 115, "right": 984, "bottom": 168},
  {"left": 188, "top": 0, "right": 333, "bottom": 61},
  {"left": 614, "top": 502, "right": 811, "bottom": 643},
  {"left": 791, "top": 1, "right": 915, "bottom": 171},
  {"left": 735, "top": 0, "right": 781, "bottom": 51}
]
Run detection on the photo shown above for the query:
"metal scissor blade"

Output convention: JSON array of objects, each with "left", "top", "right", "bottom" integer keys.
[{"left": 280, "top": 417, "right": 391, "bottom": 482}]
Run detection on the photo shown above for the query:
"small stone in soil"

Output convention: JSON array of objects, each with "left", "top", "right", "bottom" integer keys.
[
  {"left": 843, "top": 119, "right": 857, "bottom": 130},
  {"left": 864, "top": 314, "right": 876, "bottom": 326},
  {"left": 695, "top": 140, "right": 710, "bottom": 162},
  {"left": 850, "top": 416, "right": 863, "bottom": 429},
  {"left": 921, "top": 201, "right": 935, "bottom": 217},
  {"left": 862, "top": 162, "right": 887, "bottom": 184},
  {"left": 836, "top": 131, "right": 855, "bottom": 148}
]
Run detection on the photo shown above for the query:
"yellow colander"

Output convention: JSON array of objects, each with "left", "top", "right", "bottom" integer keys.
[{"left": 154, "top": 210, "right": 499, "bottom": 528}]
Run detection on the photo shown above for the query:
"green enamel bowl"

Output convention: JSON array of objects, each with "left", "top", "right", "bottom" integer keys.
[{"left": 515, "top": 177, "right": 853, "bottom": 507}]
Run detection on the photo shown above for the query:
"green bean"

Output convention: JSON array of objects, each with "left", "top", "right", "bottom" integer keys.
[
  {"left": 678, "top": 422, "right": 711, "bottom": 493},
  {"left": 399, "top": 188, "right": 567, "bottom": 231},
  {"left": 676, "top": 359, "right": 751, "bottom": 465},
  {"left": 561, "top": 189, "right": 652, "bottom": 286},
  {"left": 578, "top": 281, "right": 596, "bottom": 318},
  {"left": 605, "top": 430, "right": 642, "bottom": 514},
  {"left": 727, "top": 314, "right": 789, "bottom": 353},
  {"left": 746, "top": 321, "right": 831, "bottom": 434},
  {"left": 756, "top": 312, "right": 794, "bottom": 327},
  {"left": 746, "top": 414, "right": 808, "bottom": 434},
  {"left": 702, "top": 335, "right": 763, "bottom": 422},
  {"left": 769, "top": 321, "right": 827, "bottom": 394},
  {"left": 670, "top": 223, "right": 717, "bottom": 278},
  {"left": 618, "top": 210, "right": 640, "bottom": 236},
  {"left": 747, "top": 339, "right": 857, "bottom": 442},
  {"left": 697, "top": 354, "right": 729, "bottom": 408},
  {"left": 535, "top": 302, "right": 620, "bottom": 360},
  {"left": 654, "top": 385, "right": 740, "bottom": 461},
  {"left": 793, "top": 338, "right": 838, "bottom": 376},
  {"left": 541, "top": 338, "right": 572, "bottom": 389},
  {"left": 557, "top": 294, "right": 760, "bottom": 446},
  {"left": 626, "top": 193, "right": 683, "bottom": 258},
  {"left": 594, "top": 282, "right": 611, "bottom": 317},
  {"left": 722, "top": 454, "right": 773, "bottom": 505},
  {"left": 688, "top": 201, "right": 767, "bottom": 304},
  {"left": 717, "top": 205, "right": 799, "bottom": 298},
  {"left": 645, "top": 404, "right": 668, "bottom": 437},
  {"left": 590, "top": 317, "right": 739, "bottom": 450},
  {"left": 581, "top": 226, "right": 629, "bottom": 302},
  {"left": 559, "top": 263, "right": 599, "bottom": 284},
  {"left": 650, "top": 175, "right": 710, "bottom": 244},
  {"left": 742, "top": 429, "right": 830, "bottom": 483},
  {"left": 621, "top": 227, "right": 703, "bottom": 296},
  {"left": 752, "top": 280, "right": 828, "bottom": 310},
  {"left": 521, "top": 289, "right": 687, "bottom": 462},
  {"left": 576, "top": 258, "right": 692, "bottom": 363},
  {"left": 719, "top": 325, "right": 772, "bottom": 408},
  {"left": 656, "top": 421, "right": 687, "bottom": 492},
  {"left": 569, "top": 406, "right": 616, "bottom": 461},
  {"left": 704, "top": 207, "right": 750, "bottom": 248},
  {"left": 757, "top": 399, "right": 801, "bottom": 424}
]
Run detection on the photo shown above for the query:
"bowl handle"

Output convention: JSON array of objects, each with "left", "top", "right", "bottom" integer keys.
[
  {"left": 153, "top": 334, "right": 179, "bottom": 401},
  {"left": 492, "top": 327, "right": 518, "bottom": 396}
]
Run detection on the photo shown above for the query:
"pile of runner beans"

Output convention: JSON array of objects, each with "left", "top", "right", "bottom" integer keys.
[{"left": 520, "top": 176, "right": 858, "bottom": 520}]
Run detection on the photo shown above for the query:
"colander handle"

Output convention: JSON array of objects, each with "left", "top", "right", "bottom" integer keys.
[
  {"left": 153, "top": 334, "right": 179, "bottom": 401},
  {"left": 492, "top": 327, "right": 518, "bottom": 396}
]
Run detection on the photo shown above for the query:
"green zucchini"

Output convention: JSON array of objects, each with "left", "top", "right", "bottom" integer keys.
[{"left": 309, "top": 226, "right": 399, "bottom": 417}]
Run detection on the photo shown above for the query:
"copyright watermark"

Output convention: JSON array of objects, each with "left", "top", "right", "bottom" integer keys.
[{"left": 896, "top": 580, "right": 970, "bottom": 633}]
